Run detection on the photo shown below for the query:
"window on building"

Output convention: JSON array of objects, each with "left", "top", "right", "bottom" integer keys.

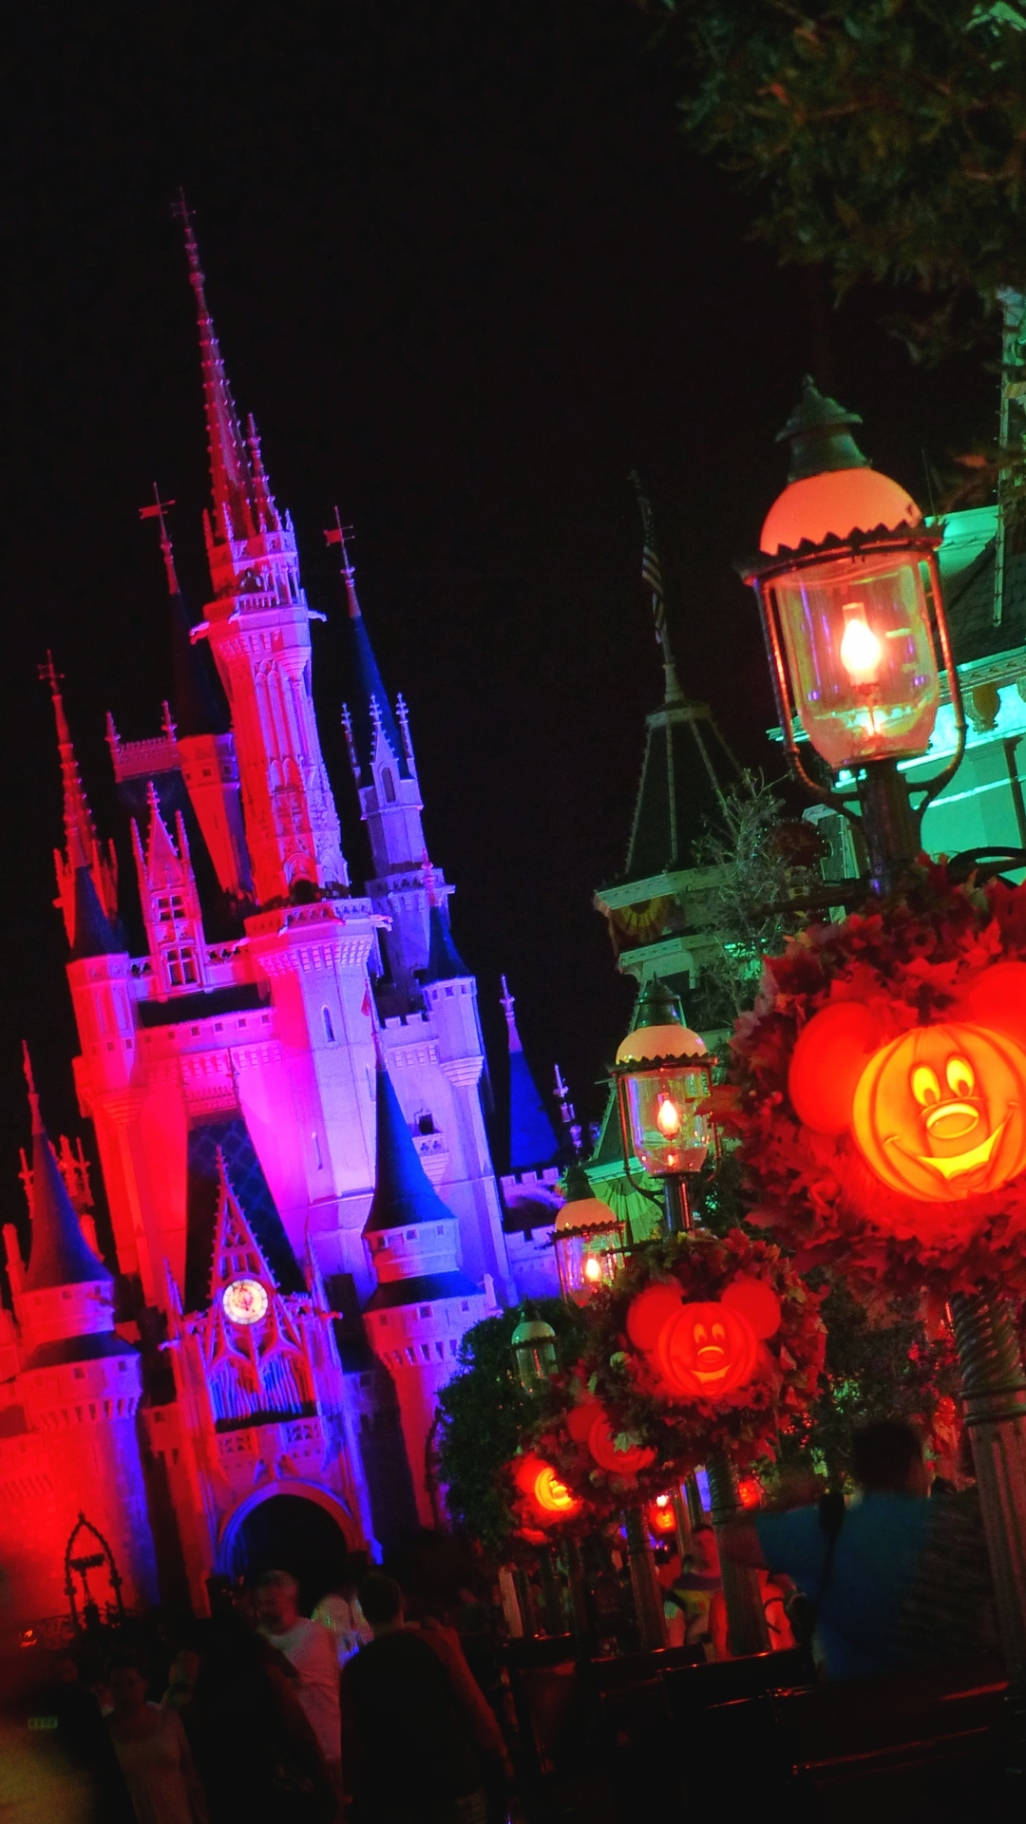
[
  {"left": 155, "top": 893, "right": 186, "bottom": 924},
  {"left": 381, "top": 768, "right": 396, "bottom": 804},
  {"left": 164, "top": 946, "right": 198, "bottom": 989},
  {"left": 322, "top": 1006, "right": 335, "bottom": 1043}
]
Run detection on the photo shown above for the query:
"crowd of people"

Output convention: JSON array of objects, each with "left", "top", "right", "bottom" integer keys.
[{"left": 0, "top": 1421, "right": 1002, "bottom": 1823}]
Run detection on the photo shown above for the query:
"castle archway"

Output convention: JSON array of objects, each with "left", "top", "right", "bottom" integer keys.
[{"left": 219, "top": 1483, "right": 353, "bottom": 1614}]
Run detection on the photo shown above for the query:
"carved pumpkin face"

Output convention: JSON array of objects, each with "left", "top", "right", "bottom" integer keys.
[
  {"left": 627, "top": 1274, "right": 782, "bottom": 1402},
  {"left": 787, "top": 963, "right": 1026, "bottom": 1216},
  {"left": 851, "top": 1021, "right": 1026, "bottom": 1201},
  {"left": 656, "top": 1299, "right": 758, "bottom": 1397}
]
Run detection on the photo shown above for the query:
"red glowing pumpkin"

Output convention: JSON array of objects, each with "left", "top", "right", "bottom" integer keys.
[
  {"left": 567, "top": 1398, "right": 656, "bottom": 1474},
  {"left": 789, "top": 964, "right": 1026, "bottom": 1207}
]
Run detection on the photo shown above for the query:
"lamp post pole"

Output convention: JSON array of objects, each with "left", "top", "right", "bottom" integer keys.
[{"left": 747, "top": 378, "right": 1026, "bottom": 1712}]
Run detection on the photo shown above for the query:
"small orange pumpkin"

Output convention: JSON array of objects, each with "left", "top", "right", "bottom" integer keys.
[{"left": 851, "top": 1021, "right": 1026, "bottom": 1202}]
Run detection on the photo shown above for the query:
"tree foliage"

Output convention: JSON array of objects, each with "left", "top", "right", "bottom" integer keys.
[
  {"left": 653, "top": 0, "right": 1026, "bottom": 360},
  {"left": 689, "top": 770, "right": 826, "bottom": 1030},
  {"left": 435, "top": 1299, "right": 587, "bottom": 1555}
]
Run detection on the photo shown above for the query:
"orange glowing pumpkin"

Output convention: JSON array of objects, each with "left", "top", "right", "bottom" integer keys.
[
  {"left": 514, "top": 1453, "right": 582, "bottom": 1523},
  {"left": 655, "top": 1299, "right": 758, "bottom": 1397},
  {"left": 790, "top": 982, "right": 1026, "bottom": 1206},
  {"left": 585, "top": 1413, "right": 656, "bottom": 1476},
  {"left": 647, "top": 1494, "right": 678, "bottom": 1535},
  {"left": 851, "top": 1022, "right": 1026, "bottom": 1201},
  {"left": 627, "top": 1274, "right": 782, "bottom": 1401}
]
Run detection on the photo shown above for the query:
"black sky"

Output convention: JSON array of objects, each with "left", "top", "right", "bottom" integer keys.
[{"left": 6, "top": 2, "right": 994, "bottom": 1197}]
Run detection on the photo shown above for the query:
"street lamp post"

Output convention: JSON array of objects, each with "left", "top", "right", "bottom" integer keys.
[
  {"left": 612, "top": 982, "right": 768, "bottom": 1655},
  {"left": 744, "top": 377, "right": 1026, "bottom": 1698}
]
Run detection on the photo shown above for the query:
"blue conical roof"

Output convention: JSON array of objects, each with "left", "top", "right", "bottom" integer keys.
[
  {"left": 363, "top": 1061, "right": 458, "bottom": 1234},
  {"left": 24, "top": 1124, "right": 111, "bottom": 1292},
  {"left": 171, "top": 590, "right": 230, "bottom": 738},
  {"left": 509, "top": 1050, "right": 559, "bottom": 1172},
  {"left": 421, "top": 904, "right": 469, "bottom": 984},
  {"left": 71, "top": 866, "right": 120, "bottom": 960},
  {"left": 342, "top": 602, "right": 411, "bottom": 781}
]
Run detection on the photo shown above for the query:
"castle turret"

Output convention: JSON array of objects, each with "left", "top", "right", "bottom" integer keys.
[
  {"left": 361, "top": 1057, "right": 486, "bottom": 1524},
  {"left": 5, "top": 1059, "right": 156, "bottom": 1623},
  {"left": 178, "top": 201, "right": 346, "bottom": 903}
]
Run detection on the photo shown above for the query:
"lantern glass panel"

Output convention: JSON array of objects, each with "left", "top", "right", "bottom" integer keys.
[
  {"left": 619, "top": 1062, "right": 713, "bottom": 1177},
  {"left": 513, "top": 1328, "right": 558, "bottom": 1392},
  {"left": 556, "top": 1229, "right": 624, "bottom": 1306},
  {"left": 772, "top": 551, "right": 939, "bottom": 770}
]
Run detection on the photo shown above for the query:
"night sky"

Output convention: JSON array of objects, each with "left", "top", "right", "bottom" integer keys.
[{"left": 7, "top": 4, "right": 992, "bottom": 1201}]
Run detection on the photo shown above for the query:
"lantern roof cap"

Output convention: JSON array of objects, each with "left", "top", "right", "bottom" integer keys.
[
  {"left": 775, "top": 376, "right": 870, "bottom": 482},
  {"left": 555, "top": 1162, "right": 621, "bottom": 1233},
  {"left": 615, "top": 977, "right": 708, "bottom": 1066},
  {"left": 760, "top": 379, "right": 922, "bottom": 558},
  {"left": 511, "top": 1313, "right": 557, "bottom": 1347}
]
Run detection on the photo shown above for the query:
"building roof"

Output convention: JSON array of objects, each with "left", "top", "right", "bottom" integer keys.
[
  {"left": 622, "top": 698, "right": 739, "bottom": 882},
  {"left": 363, "top": 1062, "right": 459, "bottom": 1235},
  {"left": 364, "top": 1270, "right": 480, "bottom": 1312},
  {"left": 936, "top": 507, "right": 1026, "bottom": 668},
  {"left": 23, "top": 1123, "right": 112, "bottom": 1293},
  {"left": 22, "top": 1330, "right": 137, "bottom": 1371}
]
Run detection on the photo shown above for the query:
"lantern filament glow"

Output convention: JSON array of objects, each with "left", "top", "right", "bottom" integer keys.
[
  {"left": 656, "top": 1095, "right": 682, "bottom": 1138},
  {"left": 839, "top": 605, "right": 883, "bottom": 686}
]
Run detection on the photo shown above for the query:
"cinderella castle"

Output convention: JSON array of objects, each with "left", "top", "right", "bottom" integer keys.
[{"left": 0, "top": 216, "right": 566, "bottom": 1631}]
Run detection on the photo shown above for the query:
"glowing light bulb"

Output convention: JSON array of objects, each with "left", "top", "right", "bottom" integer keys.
[
  {"left": 839, "top": 604, "right": 883, "bottom": 686},
  {"left": 656, "top": 1096, "right": 682, "bottom": 1138},
  {"left": 583, "top": 1255, "right": 603, "bottom": 1284}
]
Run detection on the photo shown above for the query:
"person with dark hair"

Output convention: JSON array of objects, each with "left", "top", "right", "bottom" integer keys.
[
  {"left": 340, "top": 1574, "right": 491, "bottom": 1823},
  {"left": 723, "top": 1420, "right": 935, "bottom": 1679}
]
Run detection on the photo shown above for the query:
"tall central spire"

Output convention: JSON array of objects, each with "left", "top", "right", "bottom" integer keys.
[{"left": 175, "top": 193, "right": 263, "bottom": 546}]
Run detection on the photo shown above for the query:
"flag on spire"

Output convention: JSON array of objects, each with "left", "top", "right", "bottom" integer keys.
[{"left": 630, "top": 471, "right": 682, "bottom": 703}]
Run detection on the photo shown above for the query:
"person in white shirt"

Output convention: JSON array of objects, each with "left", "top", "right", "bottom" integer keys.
[
  {"left": 253, "top": 1570, "right": 341, "bottom": 1785},
  {"left": 312, "top": 1560, "right": 372, "bottom": 1668}
]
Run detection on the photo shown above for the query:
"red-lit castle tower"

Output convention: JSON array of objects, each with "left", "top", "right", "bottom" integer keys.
[{"left": 0, "top": 214, "right": 525, "bottom": 1628}]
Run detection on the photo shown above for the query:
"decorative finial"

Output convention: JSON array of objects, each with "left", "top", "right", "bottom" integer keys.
[
  {"left": 22, "top": 1042, "right": 41, "bottom": 1134},
  {"left": 325, "top": 507, "right": 361, "bottom": 618},
  {"left": 138, "top": 485, "right": 180, "bottom": 596}
]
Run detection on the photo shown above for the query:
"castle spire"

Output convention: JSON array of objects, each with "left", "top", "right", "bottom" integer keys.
[
  {"left": 332, "top": 517, "right": 410, "bottom": 784},
  {"left": 21, "top": 1045, "right": 111, "bottom": 1292},
  {"left": 500, "top": 979, "right": 559, "bottom": 1172},
  {"left": 174, "top": 193, "right": 259, "bottom": 544},
  {"left": 42, "top": 653, "right": 119, "bottom": 949}
]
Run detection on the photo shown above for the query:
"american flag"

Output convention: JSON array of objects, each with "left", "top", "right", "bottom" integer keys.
[{"left": 630, "top": 471, "right": 668, "bottom": 654}]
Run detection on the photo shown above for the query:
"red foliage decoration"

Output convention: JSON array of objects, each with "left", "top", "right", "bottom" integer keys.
[
  {"left": 725, "top": 868, "right": 1026, "bottom": 1303},
  {"left": 530, "top": 1230, "right": 825, "bottom": 1510}
]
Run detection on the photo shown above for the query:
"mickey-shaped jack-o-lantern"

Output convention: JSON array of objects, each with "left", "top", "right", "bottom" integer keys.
[
  {"left": 626, "top": 1275, "right": 782, "bottom": 1400},
  {"left": 788, "top": 961, "right": 1026, "bottom": 1205},
  {"left": 567, "top": 1398, "right": 656, "bottom": 1475},
  {"left": 513, "top": 1452, "right": 583, "bottom": 1524}
]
